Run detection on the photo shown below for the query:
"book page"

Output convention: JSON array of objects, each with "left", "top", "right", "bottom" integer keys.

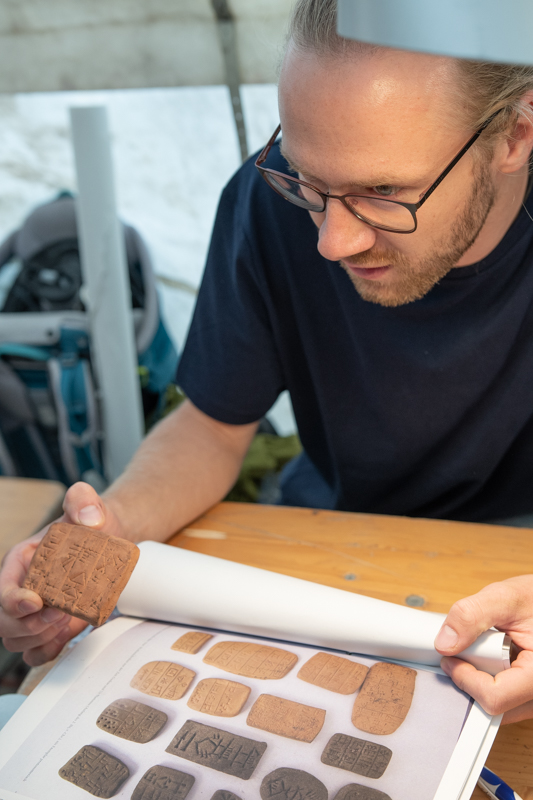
[{"left": 0, "top": 618, "right": 472, "bottom": 800}]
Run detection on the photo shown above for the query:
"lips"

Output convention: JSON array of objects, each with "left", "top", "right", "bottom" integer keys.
[{"left": 344, "top": 263, "right": 391, "bottom": 280}]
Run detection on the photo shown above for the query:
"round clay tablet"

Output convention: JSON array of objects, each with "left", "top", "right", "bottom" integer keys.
[{"left": 260, "top": 768, "right": 328, "bottom": 800}]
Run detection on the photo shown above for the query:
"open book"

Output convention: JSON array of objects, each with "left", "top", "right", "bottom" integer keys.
[{"left": 0, "top": 543, "right": 503, "bottom": 800}]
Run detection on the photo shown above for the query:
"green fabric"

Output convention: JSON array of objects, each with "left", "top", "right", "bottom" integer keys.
[{"left": 226, "top": 433, "right": 301, "bottom": 503}]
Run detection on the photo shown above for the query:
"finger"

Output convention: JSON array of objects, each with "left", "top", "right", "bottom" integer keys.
[
  {"left": 3, "top": 616, "right": 71, "bottom": 652},
  {"left": 502, "top": 698, "right": 533, "bottom": 724},
  {"left": 22, "top": 618, "right": 87, "bottom": 667},
  {"left": 0, "top": 606, "right": 69, "bottom": 638},
  {"left": 0, "top": 542, "right": 43, "bottom": 619},
  {"left": 62, "top": 481, "right": 106, "bottom": 528},
  {"left": 441, "top": 649, "right": 533, "bottom": 716}
]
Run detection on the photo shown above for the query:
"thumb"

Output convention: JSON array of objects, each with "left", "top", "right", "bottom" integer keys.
[
  {"left": 61, "top": 481, "right": 106, "bottom": 529},
  {"left": 434, "top": 588, "right": 504, "bottom": 656}
]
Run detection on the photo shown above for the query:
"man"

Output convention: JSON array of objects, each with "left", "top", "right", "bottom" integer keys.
[{"left": 1, "top": 0, "right": 533, "bottom": 723}]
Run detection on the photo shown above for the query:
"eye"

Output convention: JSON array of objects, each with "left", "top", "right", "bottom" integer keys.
[{"left": 373, "top": 185, "right": 399, "bottom": 197}]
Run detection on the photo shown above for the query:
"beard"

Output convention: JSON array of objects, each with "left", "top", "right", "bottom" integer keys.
[{"left": 340, "top": 160, "right": 497, "bottom": 307}]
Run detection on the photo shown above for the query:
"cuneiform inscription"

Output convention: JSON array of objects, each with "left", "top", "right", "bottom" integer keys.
[
  {"left": 23, "top": 522, "right": 139, "bottom": 626},
  {"left": 165, "top": 719, "right": 266, "bottom": 779},
  {"left": 260, "top": 767, "right": 328, "bottom": 800},
  {"left": 187, "top": 678, "right": 250, "bottom": 716},
  {"left": 246, "top": 694, "right": 325, "bottom": 742},
  {"left": 210, "top": 792, "right": 242, "bottom": 800},
  {"left": 131, "top": 661, "right": 196, "bottom": 700},
  {"left": 203, "top": 641, "right": 297, "bottom": 679},
  {"left": 321, "top": 734, "right": 392, "bottom": 779},
  {"left": 58, "top": 745, "right": 129, "bottom": 798},
  {"left": 334, "top": 784, "right": 392, "bottom": 800},
  {"left": 297, "top": 652, "right": 369, "bottom": 694},
  {"left": 171, "top": 631, "right": 213, "bottom": 654},
  {"left": 352, "top": 662, "right": 416, "bottom": 735},
  {"left": 131, "top": 765, "right": 195, "bottom": 800},
  {"left": 97, "top": 698, "right": 167, "bottom": 743}
]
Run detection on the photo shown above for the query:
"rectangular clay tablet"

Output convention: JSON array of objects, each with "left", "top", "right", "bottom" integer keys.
[
  {"left": 23, "top": 522, "right": 139, "bottom": 626},
  {"left": 203, "top": 641, "right": 297, "bottom": 679},
  {"left": 166, "top": 719, "right": 267, "bottom": 779},
  {"left": 321, "top": 734, "right": 392, "bottom": 779},
  {"left": 298, "top": 652, "right": 369, "bottom": 694},
  {"left": 334, "top": 785, "right": 392, "bottom": 800},
  {"left": 246, "top": 694, "right": 325, "bottom": 742},
  {"left": 131, "top": 661, "right": 195, "bottom": 700},
  {"left": 131, "top": 765, "right": 195, "bottom": 800},
  {"left": 352, "top": 662, "right": 416, "bottom": 735},
  {"left": 187, "top": 678, "right": 250, "bottom": 716},
  {"left": 59, "top": 745, "right": 129, "bottom": 798},
  {"left": 172, "top": 631, "right": 213, "bottom": 654},
  {"left": 97, "top": 698, "right": 167, "bottom": 743}
]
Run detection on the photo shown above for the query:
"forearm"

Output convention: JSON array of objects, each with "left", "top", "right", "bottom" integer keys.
[{"left": 103, "top": 400, "right": 258, "bottom": 543}]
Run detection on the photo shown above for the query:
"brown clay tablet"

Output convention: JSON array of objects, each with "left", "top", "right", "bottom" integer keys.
[
  {"left": 165, "top": 719, "right": 266, "bottom": 779},
  {"left": 334, "top": 784, "right": 392, "bottom": 800},
  {"left": 298, "top": 652, "right": 369, "bottom": 694},
  {"left": 246, "top": 694, "right": 326, "bottom": 742},
  {"left": 96, "top": 698, "right": 167, "bottom": 743},
  {"left": 131, "top": 765, "right": 195, "bottom": 800},
  {"left": 203, "top": 641, "right": 297, "bottom": 679},
  {"left": 23, "top": 522, "right": 139, "bottom": 626},
  {"left": 352, "top": 662, "right": 416, "bottom": 735},
  {"left": 172, "top": 631, "right": 213, "bottom": 654},
  {"left": 260, "top": 768, "right": 328, "bottom": 800},
  {"left": 59, "top": 745, "right": 129, "bottom": 798},
  {"left": 321, "top": 733, "right": 392, "bottom": 779},
  {"left": 131, "top": 661, "right": 195, "bottom": 700},
  {"left": 210, "top": 793, "right": 242, "bottom": 800},
  {"left": 187, "top": 677, "right": 250, "bottom": 716}
]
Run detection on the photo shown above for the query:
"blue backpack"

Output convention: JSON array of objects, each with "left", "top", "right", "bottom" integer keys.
[{"left": 0, "top": 194, "right": 178, "bottom": 489}]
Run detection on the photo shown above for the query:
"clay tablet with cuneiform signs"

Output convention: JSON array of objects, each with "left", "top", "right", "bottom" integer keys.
[
  {"left": 210, "top": 792, "right": 242, "bottom": 800},
  {"left": 298, "top": 652, "right": 369, "bottom": 694},
  {"left": 59, "top": 745, "right": 129, "bottom": 798},
  {"left": 352, "top": 662, "right": 417, "bottom": 735},
  {"left": 260, "top": 768, "right": 328, "bottom": 800},
  {"left": 171, "top": 631, "right": 213, "bottom": 654},
  {"left": 130, "top": 661, "right": 195, "bottom": 700},
  {"left": 247, "top": 694, "right": 326, "bottom": 742},
  {"left": 97, "top": 698, "right": 167, "bottom": 743},
  {"left": 187, "top": 677, "right": 251, "bottom": 716},
  {"left": 23, "top": 522, "right": 139, "bottom": 626},
  {"left": 322, "top": 734, "right": 392, "bottom": 779},
  {"left": 131, "top": 765, "right": 195, "bottom": 800},
  {"left": 165, "top": 719, "right": 267, "bottom": 779},
  {"left": 334, "top": 784, "right": 392, "bottom": 800},
  {"left": 203, "top": 641, "right": 297, "bottom": 679}
]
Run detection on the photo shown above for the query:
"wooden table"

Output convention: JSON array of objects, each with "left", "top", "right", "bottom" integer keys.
[
  {"left": 168, "top": 502, "right": 533, "bottom": 799},
  {"left": 0, "top": 477, "right": 65, "bottom": 563}
]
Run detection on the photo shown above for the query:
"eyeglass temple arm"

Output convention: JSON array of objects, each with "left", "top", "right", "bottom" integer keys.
[
  {"left": 415, "top": 109, "right": 503, "bottom": 210},
  {"left": 255, "top": 124, "right": 282, "bottom": 167}
]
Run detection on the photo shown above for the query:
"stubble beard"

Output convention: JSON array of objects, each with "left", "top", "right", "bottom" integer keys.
[{"left": 341, "top": 161, "right": 497, "bottom": 307}]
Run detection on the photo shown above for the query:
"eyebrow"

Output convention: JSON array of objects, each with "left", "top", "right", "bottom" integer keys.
[{"left": 279, "top": 143, "right": 420, "bottom": 189}]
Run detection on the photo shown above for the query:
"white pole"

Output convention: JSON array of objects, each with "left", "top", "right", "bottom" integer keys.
[{"left": 70, "top": 106, "right": 143, "bottom": 482}]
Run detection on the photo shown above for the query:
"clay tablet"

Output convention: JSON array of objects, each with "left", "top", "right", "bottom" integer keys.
[
  {"left": 321, "top": 734, "right": 392, "bottom": 779},
  {"left": 59, "top": 745, "right": 129, "bottom": 798},
  {"left": 97, "top": 698, "right": 167, "bottom": 743},
  {"left": 166, "top": 719, "right": 266, "bottom": 779},
  {"left": 187, "top": 678, "right": 250, "bottom": 716},
  {"left": 352, "top": 662, "right": 416, "bottom": 735},
  {"left": 247, "top": 694, "right": 326, "bottom": 742},
  {"left": 298, "top": 652, "right": 369, "bottom": 694},
  {"left": 203, "top": 641, "right": 297, "bottom": 679},
  {"left": 334, "top": 785, "right": 392, "bottom": 800},
  {"left": 23, "top": 522, "right": 139, "bottom": 626},
  {"left": 172, "top": 631, "right": 213, "bottom": 654},
  {"left": 260, "top": 768, "right": 328, "bottom": 800},
  {"left": 131, "top": 661, "right": 195, "bottom": 700},
  {"left": 131, "top": 765, "right": 195, "bottom": 800},
  {"left": 210, "top": 792, "right": 242, "bottom": 800}
]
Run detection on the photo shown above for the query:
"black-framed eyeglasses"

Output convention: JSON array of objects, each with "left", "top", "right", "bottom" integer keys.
[{"left": 255, "top": 109, "right": 502, "bottom": 234}]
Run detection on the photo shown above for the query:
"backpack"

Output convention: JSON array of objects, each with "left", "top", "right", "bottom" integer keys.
[{"left": 0, "top": 193, "right": 178, "bottom": 489}]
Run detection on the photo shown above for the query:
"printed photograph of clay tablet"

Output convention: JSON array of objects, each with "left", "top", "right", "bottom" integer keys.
[{"left": 0, "top": 621, "right": 471, "bottom": 800}]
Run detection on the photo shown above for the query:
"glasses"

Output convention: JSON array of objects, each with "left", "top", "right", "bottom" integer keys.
[{"left": 255, "top": 109, "right": 502, "bottom": 234}]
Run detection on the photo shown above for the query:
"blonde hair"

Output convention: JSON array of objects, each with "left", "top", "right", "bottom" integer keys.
[{"left": 288, "top": 0, "right": 533, "bottom": 160}]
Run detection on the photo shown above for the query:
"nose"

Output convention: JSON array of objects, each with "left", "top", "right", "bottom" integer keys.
[{"left": 314, "top": 197, "right": 378, "bottom": 262}]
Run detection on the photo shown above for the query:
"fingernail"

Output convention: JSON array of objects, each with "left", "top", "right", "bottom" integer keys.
[
  {"left": 41, "top": 608, "right": 67, "bottom": 624},
  {"left": 18, "top": 599, "right": 40, "bottom": 614},
  {"left": 78, "top": 504, "right": 103, "bottom": 527},
  {"left": 435, "top": 624, "right": 459, "bottom": 651}
]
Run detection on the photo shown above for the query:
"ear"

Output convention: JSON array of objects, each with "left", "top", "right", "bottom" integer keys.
[{"left": 497, "top": 90, "right": 533, "bottom": 175}]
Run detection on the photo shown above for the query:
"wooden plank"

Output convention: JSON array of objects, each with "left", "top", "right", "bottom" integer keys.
[{"left": 0, "top": 477, "right": 65, "bottom": 562}]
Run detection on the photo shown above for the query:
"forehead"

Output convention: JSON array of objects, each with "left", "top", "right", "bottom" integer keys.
[{"left": 278, "top": 46, "right": 463, "bottom": 185}]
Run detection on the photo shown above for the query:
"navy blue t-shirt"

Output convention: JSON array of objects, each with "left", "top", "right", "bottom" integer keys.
[{"left": 177, "top": 142, "right": 533, "bottom": 522}]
